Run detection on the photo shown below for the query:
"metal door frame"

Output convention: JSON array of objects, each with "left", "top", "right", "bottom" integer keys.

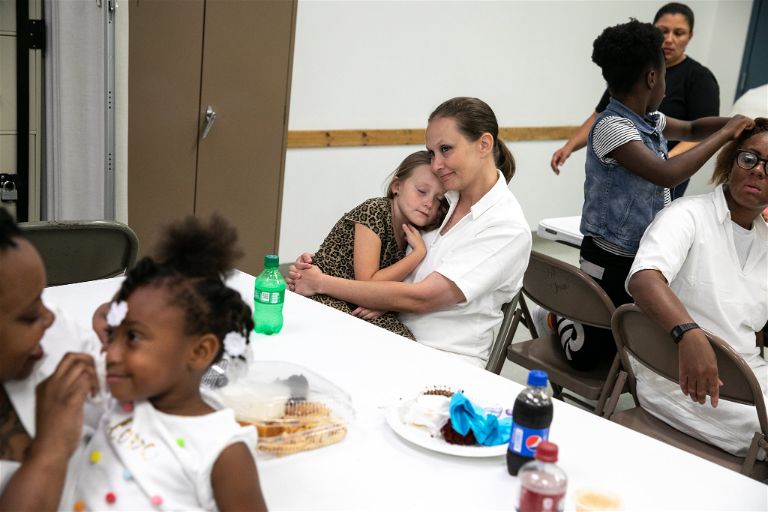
[{"left": 736, "top": 0, "right": 768, "bottom": 99}]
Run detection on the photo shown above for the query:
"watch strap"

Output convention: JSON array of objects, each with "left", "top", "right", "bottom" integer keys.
[{"left": 670, "top": 322, "right": 700, "bottom": 344}]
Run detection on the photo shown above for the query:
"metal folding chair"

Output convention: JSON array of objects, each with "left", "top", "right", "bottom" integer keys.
[
  {"left": 19, "top": 220, "right": 139, "bottom": 285},
  {"left": 485, "top": 292, "right": 523, "bottom": 374},
  {"left": 608, "top": 304, "right": 768, "bottom": 480},
  {"left": 504, "top": 251, "right": 623, "bottom": 415}
]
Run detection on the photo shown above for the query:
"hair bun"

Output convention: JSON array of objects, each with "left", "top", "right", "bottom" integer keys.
[{"left": 154, "top": 214, "right": 242, "bottom": 278}]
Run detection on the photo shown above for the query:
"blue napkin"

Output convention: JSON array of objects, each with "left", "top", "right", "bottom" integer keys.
[{"left": 449, "top": 391, "right": 512, "bottom": 446}]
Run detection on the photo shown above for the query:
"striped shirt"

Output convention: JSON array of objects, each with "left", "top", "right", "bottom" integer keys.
[{"left": 591, "top": 115, "right": 671, "bottom": 256}]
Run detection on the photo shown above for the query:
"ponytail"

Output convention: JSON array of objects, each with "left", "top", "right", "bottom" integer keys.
[{"left": 495, "top": 139, "right": 515, "bottom": 183}]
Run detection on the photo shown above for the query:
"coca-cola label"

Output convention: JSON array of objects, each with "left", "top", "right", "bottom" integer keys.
[
  {"left": 518, "top": 487, "right": 565, "bottom": 512},
  {"left": 508, "top": 423, "right": 549, "bottom": 458}
]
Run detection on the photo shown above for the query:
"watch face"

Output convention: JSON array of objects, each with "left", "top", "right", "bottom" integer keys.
[{"left": 671, "top": 323, "right": 698, "bottom": 343}]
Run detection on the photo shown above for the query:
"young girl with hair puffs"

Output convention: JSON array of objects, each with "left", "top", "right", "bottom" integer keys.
[{"left": 71, "top": 215, "right": 267, "bottom": 512}]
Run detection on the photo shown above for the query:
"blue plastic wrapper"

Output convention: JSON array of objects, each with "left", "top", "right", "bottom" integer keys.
[{"left": 449, "top": 391, "right": 512, "bottom": 446}]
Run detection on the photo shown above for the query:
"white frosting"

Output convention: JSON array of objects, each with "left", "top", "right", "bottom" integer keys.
[{"left": 400, "top": 394, "right": 450, "bottom": 436}]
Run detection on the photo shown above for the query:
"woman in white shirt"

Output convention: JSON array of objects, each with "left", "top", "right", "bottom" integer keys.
[
  {"left": 289, "top": 97, "right": 532, "bottom": 367},
  {"left": 627, "top": 118, "right": 768, "bottom": 456},
  {"left": 0, "top": 208, "right": 100, "bottom": 510}
]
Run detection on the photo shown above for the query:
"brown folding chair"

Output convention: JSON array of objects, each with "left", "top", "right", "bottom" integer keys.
[
  {"left": 485, "top": 292, "right": 523, "bottom": 374},
  {"left": 504, "top": 251, "right": 623, "bottom": 415},
  {"left": 19, "top": 220, "right": 139, "bottom": 286},
  {"left": 608, "top": 304, "right": 768, "bottom": 480}
]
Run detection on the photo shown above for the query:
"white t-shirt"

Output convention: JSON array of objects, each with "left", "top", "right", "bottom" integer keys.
[
  {"left": 0, "top": 307, "right": 102, "bottom": 503},
  {"left": 400, "top": 171, "right": 532, "bottom": 367},
  {"left": 627, "top": 185, "right": 768, "bottom": 457},
  {"left": 731, "top": 221, "right": 755, "bottom": 269},
  {"left": 70, "top": 400, "right": 256, "bottom": 511}
]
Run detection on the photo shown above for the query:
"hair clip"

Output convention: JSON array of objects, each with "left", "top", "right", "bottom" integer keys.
[
  {"left": 223, "top": 331, "right": 247, "bottom": 358},
  {"left": 106, "top": 301, "right": 128, "bottom": 327},
  {"left": 219, "top": 331, "right": 253, "bottom": 383}
]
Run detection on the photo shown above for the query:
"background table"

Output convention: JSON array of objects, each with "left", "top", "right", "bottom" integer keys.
[
  {"left": 538, "top": 216, "right": 583, "bottom": 248},
  {"left": 43, "top": 273, "right": 767, "bottom": 511}
]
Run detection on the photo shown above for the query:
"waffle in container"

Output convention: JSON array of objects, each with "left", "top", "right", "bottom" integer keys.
[{"left": 209, "top": 360, "right": 354, "bottom": 457}]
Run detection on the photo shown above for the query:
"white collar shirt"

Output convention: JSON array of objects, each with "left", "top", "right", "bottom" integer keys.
[
  {"left": 400, "top": 171, "right": 532, "bottom": 367},
  {"left": 628, "top": 185, "right": 768, "bottom": 359},
  {"left": 625, "top": 186, "right": 768, "bottom": 456}
]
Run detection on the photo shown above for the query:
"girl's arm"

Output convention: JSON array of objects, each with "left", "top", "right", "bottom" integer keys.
[
  {"left": 610, "top": 115, "right": 753, "bottom": 188},
  {"left": 211, "top": 443, "right": 267, "bottom": 512},
  {"left": 353, "top": 223, "right": 426, "bottom": 282},
  {"left": 664, "top": 115, "right": 744, "bottom": 142}
]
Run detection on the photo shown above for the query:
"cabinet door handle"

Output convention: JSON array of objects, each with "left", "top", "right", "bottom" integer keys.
[{"left": 201, "top": 106, "right": 217, "bottom": 140}]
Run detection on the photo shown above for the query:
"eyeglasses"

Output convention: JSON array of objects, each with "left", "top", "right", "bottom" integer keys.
[{"left": 735, "top": 149, "right": 768, "bottom": 171}]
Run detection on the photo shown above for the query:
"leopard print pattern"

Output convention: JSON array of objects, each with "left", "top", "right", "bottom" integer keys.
[{"left": 311, "top": 197, "right": 415, "bottom": 340}]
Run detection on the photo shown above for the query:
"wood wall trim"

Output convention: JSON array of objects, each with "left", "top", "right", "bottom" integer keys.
[{"left": 287, "top": 126, "right": 577, "bottom": 148}]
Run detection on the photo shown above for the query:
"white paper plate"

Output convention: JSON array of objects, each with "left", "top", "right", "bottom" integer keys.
[{"left": 383, "top": 404, "right": 507, "bottom": 458}]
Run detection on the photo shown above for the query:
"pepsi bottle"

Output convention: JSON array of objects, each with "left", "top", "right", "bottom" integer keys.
[{"left": 507, "top": 369, "right": 553, "bottom": 476}]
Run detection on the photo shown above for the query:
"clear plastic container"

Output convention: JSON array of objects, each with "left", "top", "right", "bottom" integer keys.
[{"left": 208, "top": 361, "right": 354, "bottom": 456}]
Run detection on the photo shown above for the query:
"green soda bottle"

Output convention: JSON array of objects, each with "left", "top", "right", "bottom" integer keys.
[{"left": 253, "top": 255, "right": 285, "bottom": 334}]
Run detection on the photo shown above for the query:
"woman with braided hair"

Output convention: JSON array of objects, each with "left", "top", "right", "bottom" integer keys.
[{"left": 71, "top": 214, "right": 267, "bottom": 512}]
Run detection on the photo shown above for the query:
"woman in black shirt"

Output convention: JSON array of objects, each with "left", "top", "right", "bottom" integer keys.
[{"left": 550, "top": 2, "right": 719, "bottom": 199}]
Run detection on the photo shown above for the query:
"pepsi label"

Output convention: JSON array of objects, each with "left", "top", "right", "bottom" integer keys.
[{"left": 508, "top": 423, "right": 549, "bottom": 458}]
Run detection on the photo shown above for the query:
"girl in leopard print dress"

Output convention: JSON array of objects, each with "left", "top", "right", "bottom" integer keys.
[{"left": 310, "top": 151, "right": 446, "bottom": 339}]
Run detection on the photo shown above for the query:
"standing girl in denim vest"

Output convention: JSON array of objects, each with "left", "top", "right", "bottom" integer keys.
[{"left": 546, "top": 20, "right": 753, "bottom": 371}]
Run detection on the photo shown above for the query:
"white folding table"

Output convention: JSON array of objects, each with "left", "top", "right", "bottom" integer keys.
[
  {"left": 43, "top": 273, "right": 767, "bottom": 511},
  {"left": 538, "top": 216, "right": 583, "bottom": 248}
]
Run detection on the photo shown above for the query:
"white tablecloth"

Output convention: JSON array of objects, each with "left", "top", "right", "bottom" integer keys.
[{"left": 43, "top": 273, "right": 767, "bottom": 511}]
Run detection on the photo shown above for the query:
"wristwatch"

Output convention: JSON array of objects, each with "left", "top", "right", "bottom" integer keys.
[{"left": 670, "top": 322, "right": 700, "bottom": 344}]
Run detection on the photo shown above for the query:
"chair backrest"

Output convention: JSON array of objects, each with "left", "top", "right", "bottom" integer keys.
[
  {"left": 523, "top": 251, "right": 616, "bottom": 329},
  {"left": 19, "top": 220, "right": 139, "bottom": 286},
  {"left": 611, "top": 304, "right": 768, "bottom": 436}
]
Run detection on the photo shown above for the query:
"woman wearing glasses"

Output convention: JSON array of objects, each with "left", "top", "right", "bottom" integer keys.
[{"left": 627, "top": 118, "right": 768, "bottom": 457}]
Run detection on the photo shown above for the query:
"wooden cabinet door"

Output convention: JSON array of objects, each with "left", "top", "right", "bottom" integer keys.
[
  {"left": 129, "top": 0, "right": 295, "bottom": 273},
  {"left": 195, "top": 0, "right": 296, "bottom": 275},
  {"left": 128, "top": 0, "right": 205, "bottom": 252}
]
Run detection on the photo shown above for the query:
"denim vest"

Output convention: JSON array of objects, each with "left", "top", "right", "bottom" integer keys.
[{"left": 580, "top": 98, "right": 668, "bottom": 254}]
